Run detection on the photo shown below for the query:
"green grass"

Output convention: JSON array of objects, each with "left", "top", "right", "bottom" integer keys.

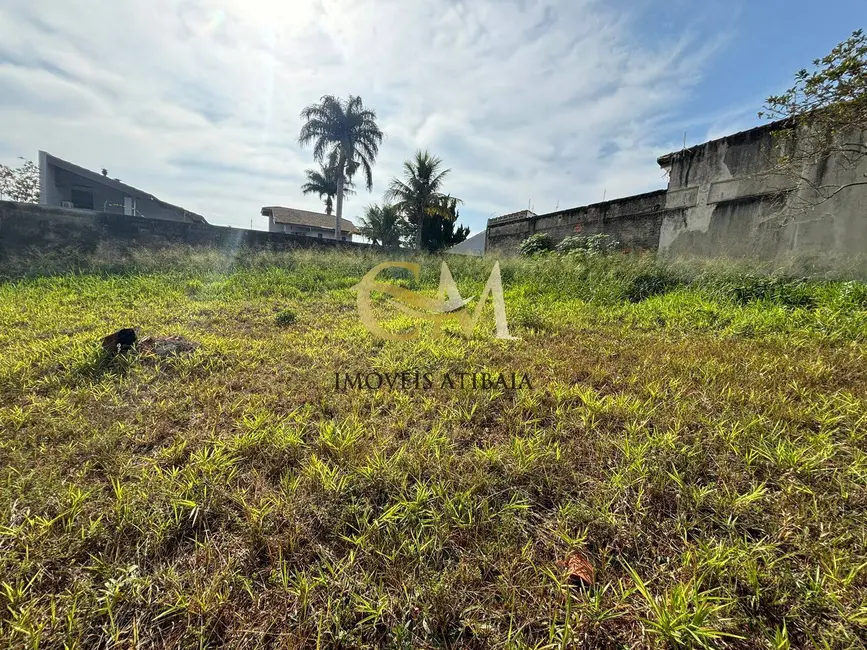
[{"left": 0, "top": 246, "right": 866, "bottom": 648}]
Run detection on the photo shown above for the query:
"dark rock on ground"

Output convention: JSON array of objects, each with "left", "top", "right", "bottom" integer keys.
[{"left": 101, "top": 328, "right": 137, "bottom": 356}]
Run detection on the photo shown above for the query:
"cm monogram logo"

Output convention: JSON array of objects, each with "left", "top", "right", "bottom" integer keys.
[{"left": 351, "top": 261, "right": 518, "bottom": 341}]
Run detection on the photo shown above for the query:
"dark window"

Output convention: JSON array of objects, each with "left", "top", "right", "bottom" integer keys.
[
  {"left": 342, "top": 236, "right": 346, "bottom": 241},
  {"left": 70, "top": 188, "right": 93, "bottom": 210},
  {"left": 317, "top": 233, "right": 323, "bottom": 238}
]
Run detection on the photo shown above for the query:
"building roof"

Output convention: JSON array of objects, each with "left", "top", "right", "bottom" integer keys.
[
  {"left": 261, "top": 206, "right": 359, "bottom": 234},
  {"left": 39, "top": 151, "right": 208, "bottom": 224},
  {"left": 447, "top": 230, "right": 486, "bottom": 256}
]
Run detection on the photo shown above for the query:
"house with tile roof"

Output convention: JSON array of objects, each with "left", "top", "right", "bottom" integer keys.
[{"left": 261, "top": 206, "right": 359, "bottom": 242}]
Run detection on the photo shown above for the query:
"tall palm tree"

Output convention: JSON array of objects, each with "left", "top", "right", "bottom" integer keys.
[
  {"left": 385, "top": 150, "right": 458, "bottom": 250},
  {"left": 300, "top": 150, "right": 355, "bottom": 216},
  {"left": 358, "top": 203, "right": 405, "bottom": 247},
  {"left": 299, "top": 95, "right": 383, "bottom": 238}
]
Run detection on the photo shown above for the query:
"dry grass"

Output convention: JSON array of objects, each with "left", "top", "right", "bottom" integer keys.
[{"left": 0, "top": 247, "right": 865, "bottom": 649}]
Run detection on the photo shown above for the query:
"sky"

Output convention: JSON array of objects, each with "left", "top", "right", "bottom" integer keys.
[{"left": 0, "top": 0, "right": 864, "bottom": 234}]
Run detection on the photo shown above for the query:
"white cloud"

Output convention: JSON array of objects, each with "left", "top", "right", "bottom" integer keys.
[{"left": 0, "top": 0, "right": 725, "bottom": 233}]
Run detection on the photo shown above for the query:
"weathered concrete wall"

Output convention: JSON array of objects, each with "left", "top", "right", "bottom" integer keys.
[
  {"left": 533, "top": 190, "right": 668, "bottom": 251},
  {"left": 0, "top": 201, "right": 371, "bottom": 260},
  {"left": 485, "top": 211, "right": 536, "bottom": 253},
  {"left": 486, "top": 191, "right": 671, "bottom": 253},
  {"left": 487, "top": 119, "right": 867, "bottom": 258},
  {"left": 658, "top": 121, "right": 867, "bottom": 257}
]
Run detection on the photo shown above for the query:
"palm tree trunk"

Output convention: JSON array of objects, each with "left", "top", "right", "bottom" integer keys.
[
  {"left": 416, "top": 209, "right": 423, "bottom": 250},
  {"left": 334, "top": 153, "right": 346, "bottom": 241}
]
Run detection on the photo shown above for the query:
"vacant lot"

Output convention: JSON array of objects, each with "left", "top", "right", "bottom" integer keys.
[{"left": 0, "top": 248, "right": 865, "bottom": 649}]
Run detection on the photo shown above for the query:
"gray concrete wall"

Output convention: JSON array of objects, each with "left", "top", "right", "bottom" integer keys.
[
  {"left": 38, "top": 151, "right": 61, "bottom": 206},
  {"left": 659, "top": 122, "right": 867, "bottom": 257},
  {"left": 487, "top": 120, "right": 867, "bottom": 259},
  {"left": 485, "top": 213, "right": 536, "bottom": 253},
  {"left": 486, "top": 190, "right": 671, "bottom": 253},
  {"left": 0, "top": 201, "right": 370, "bottom": 263}
]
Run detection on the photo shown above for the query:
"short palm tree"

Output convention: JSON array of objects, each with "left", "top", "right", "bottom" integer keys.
[
  {"left": 358, "top": 203, "right": 405, "bottom": 247},
  {"left": 299, "top": 95, "right": 383, "bottom": 238},
  {"left": 300, "top": 150, "right": 355, "bottom": 216},
  {"left": 385, "top": 150, "right": 458, "bottom": 250}
]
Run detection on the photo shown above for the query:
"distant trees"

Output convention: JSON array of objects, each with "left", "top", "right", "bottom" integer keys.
[
  {"left": 296, "top": 96, "right": 469, "bottom": 250},
  {"left": 301, "top": 150, "right": 355, "bottom": 216},
  {"left": 760, "top": 29, "right": 867, "bottom": 205},
  {"left": 385, "top": 150, "right": 465, "bottom": 251},
  {"left": 358, "top": 203, "right": 404, "bottom": 247},
  {"left": 0, "top": 158, "right": 39, "bottom": 203},
  {"left": 299, "top": 95, "right": 383, "bottom": 238},
  {"left": 422, "top": 194, "right": 469, "bottom": 250}
]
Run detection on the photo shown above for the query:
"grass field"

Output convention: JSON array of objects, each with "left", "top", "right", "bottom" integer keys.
[{"left": 0, "top": 247, "right": 866, "bottom": 649}]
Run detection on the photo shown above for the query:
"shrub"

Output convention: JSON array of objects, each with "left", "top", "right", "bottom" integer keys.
[
  {"left": 519, "top": 233, "right": 554, "bottom": 256},
  {"left": 556, "top": 233, "right": 619, "bottom": 256},
  {"left": 275, "top": 309, "right": 297, "bottom": 326}
]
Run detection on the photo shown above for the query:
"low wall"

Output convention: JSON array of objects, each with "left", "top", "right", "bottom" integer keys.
[
  {"left": 484, "top": 213, "right": 536, "bottom": 253},
  {"left": 488, "top": 119, "right": 867, "bottom": 259},
  {"left": 486, "top": 190, "right": 671, "bottom": 253},
  {"left": 0, "top": 202, "right": 371, "bottom": 260}
]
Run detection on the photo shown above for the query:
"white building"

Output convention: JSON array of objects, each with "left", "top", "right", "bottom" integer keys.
[{"left": 261, "top": 206, "right": 358, "bottom": 242}]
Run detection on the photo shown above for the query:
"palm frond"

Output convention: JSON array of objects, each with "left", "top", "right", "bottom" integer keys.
[{"left": 358, "top": 202, "right": 405, "bottom": 246}]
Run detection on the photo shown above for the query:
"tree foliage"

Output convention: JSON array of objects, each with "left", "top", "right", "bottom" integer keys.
[
  {"left": 357, "top": 203, "right": 405, "bottom": 247},
  {"left": 300, "top": 150, "right": 355, "bottom": 216},
  {"left": 385, "top": 150, "right": 463, "bottom": 251},
  {"left": 760, "top": 29, "right": 867, "bottom": 203},
  {"left": 419, "top": 194, "right": 469, "bottom": 251},
  {"left": 555, "top": 233, "right": 619, "bottom": 256},
  {"left": 0, "top": 158, "right": 39, "bottom": 203},
  {"left": 518, "top": 233, "right": 554, "bottom": 256},
  {"left": 299, "top": 95, "right": 383, "bottom": 237}
]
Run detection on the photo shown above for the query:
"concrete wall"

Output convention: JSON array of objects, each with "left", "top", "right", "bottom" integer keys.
[
  {"left": 487, "top": 120, "right": 867, "bottom": 258},
  {"left": 485, "top": 212, "right": 536, "bottom": 253},
  {"left": 659, "top": 121, "right": 867, "bottom": 257},
  {"left": 0, "top": 201, "right": 370, "bottom": 262},
  {"left": 486, "top": 190, "right": 671, "bottom": 253}
]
